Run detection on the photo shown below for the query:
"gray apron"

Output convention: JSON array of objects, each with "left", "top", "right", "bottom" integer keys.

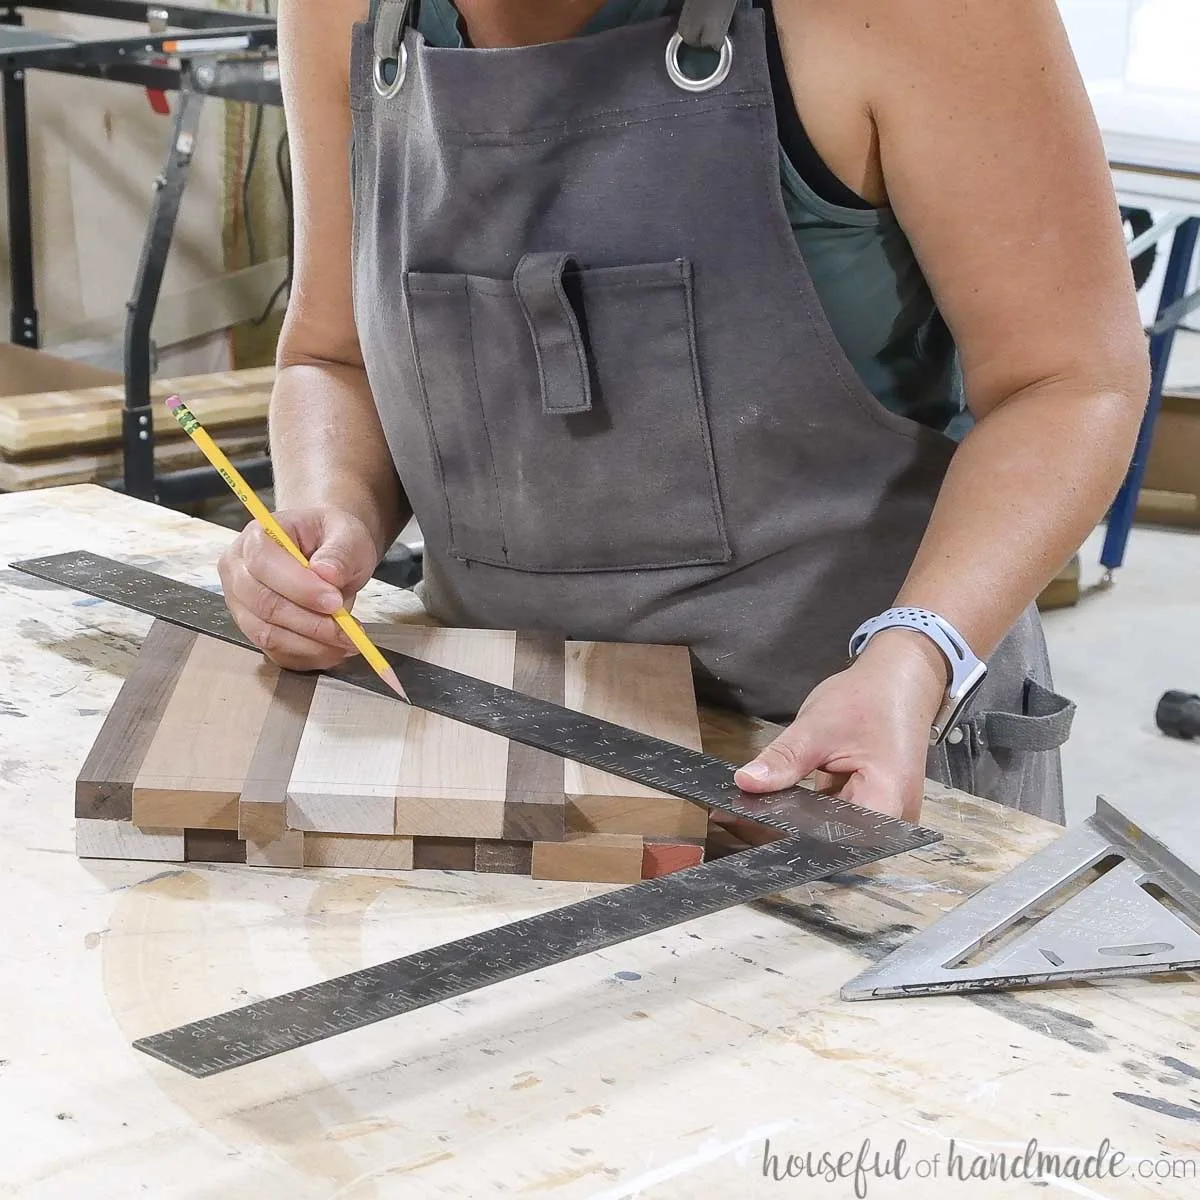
[{"left": 350, "top": 0, "right": 1074, "bottom": 822}]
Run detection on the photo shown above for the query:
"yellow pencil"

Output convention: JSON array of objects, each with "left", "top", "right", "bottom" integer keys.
[{"left": 165, "top": 394, "right": 408, "bottom": 702}]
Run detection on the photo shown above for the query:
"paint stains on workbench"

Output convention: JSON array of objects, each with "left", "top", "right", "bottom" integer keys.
[
  {"left": 511, "top": 1073, "right": 541, "bottom": 1091},
  {"left": 613, "top": 970, "right": 641, "bottom": 981},
  {"left": 0, "top": 699, "right": 26, "bottom": 717},
  {"left": 969, "top": 995, "right": 1108, "bottom": 1054},
  {"left": 1113, "top": 1092, "right": 1200, "bottom": 1122},
  {"left": 1161, "top": 1055, "right": 1200, "bottom": 1081}
]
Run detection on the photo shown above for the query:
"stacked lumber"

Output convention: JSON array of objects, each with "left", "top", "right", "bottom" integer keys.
[
  {"left": 75, "top": 622, "right": 709, "bottom": 884},
  {"left": 0, "top": 366, "right": 273, "bottom": 491}
]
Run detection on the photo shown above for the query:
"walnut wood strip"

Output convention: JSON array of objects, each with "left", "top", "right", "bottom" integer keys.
[
  {"left": 474, "top": 839, "right": 534, "bottom": 875},
  {"left": 238, "top": 669, "right": 318, "bottom": 868},
  {"left": 502, "top": 630, "right": 568, "bottom": 841},
  {"left": 412, "top": 836, "right": 477, "bottom": 872},
  {"left": 75, "top": 621, "right": 196, "bottom": 822},
  {"left": 184, "top": 828, "right": 247, "bottom": 864}
]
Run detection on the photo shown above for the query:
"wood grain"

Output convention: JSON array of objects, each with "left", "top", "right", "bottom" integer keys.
[
  {"left": 303, "top": 833, "right": 415, "bottom": 870},
  {"left": 238, "top": 669, "right": 318, "bottom": 868},
  {"left": 641, "top": 839, "right": 705, "bottom": 878},
  {"left": 412, "top": 837, "right": 477, "bottom": 872},
  {"left": 184, "top": 829, "right": 247, "bottom": 864},
  {"left": 531, "top": 833, "right": 645, "bottom": 884},
  {"left": 76, "top": 620, "right": 195, "bottom": 821},
  {"left": 0, "top": 365, "right": 272, "bottom": 458},
  {"left": 474, "top": 839, "right": 534, "bottom": 875},
  {"left": 502, "top": 631, "right": 568, "bottom": 841},
  {"left": 565, "top": 641, "right": 708, "bottom": 840},
  {"left": 132, "top": 638, "right": 279, "bottom": 830},
  {"left": 75, "top": 818, "right": 185, "bottom": 862},
  {"left": 286, "top": 675, "right": 410, "bottom": 835},
  {"left": 387, "top": 628, "right": 516, "bottom": 837}
]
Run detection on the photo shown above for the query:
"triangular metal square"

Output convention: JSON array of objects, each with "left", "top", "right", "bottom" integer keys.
[{"left": 841, "top": 796, "right": 1200, "bottom": 999}]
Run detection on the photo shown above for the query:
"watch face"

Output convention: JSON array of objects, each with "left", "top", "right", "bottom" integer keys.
[{"left": 938, "top": 662, "right": 988, "bottom": 740}]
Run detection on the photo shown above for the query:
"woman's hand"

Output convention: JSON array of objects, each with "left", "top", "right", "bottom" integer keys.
[
  {"left": 218, "top": 506, "right": 381, "bottom": 672},
  {"left": 732, "top": 631, "right": 949, "bottom": 821}
]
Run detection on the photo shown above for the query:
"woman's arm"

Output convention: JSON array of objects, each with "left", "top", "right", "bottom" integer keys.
[
  {"left": 217, "top": 0, "right": 408, "bottom": 670},
  {"left": 271, "top": 0, "right": 407, "bottom": 549},
  {"left": 736, "top": 0, "right": 1149, "bottom": 812}
]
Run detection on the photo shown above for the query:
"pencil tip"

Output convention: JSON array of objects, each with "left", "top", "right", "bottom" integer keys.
[{"left": 380, "top": 666, "right": 409, "bottom": 702}]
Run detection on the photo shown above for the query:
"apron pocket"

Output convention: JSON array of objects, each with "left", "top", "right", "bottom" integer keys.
[
  {"left": 405, "top": 256, "right": 731, "bottom": 573},
  {"left": 939, "top": 677, "right": 1074, "bottom": 822}
]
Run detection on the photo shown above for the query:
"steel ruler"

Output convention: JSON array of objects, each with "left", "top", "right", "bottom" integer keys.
[{"left": 13, "top": 550, "right": 941, "bottom": 1077}]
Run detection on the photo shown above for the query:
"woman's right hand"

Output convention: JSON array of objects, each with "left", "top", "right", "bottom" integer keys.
[{"left": 218, "top": 506, "right": 382, "bottom": 671}]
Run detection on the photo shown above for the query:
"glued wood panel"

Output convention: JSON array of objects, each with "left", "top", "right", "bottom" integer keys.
[{"left": 132, "top": 638, "right": 279, "bottom": 830}]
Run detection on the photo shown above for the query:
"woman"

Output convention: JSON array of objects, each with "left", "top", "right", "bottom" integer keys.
[{"left": 219, "top": 0, "right": 1149, "bottom": 824}]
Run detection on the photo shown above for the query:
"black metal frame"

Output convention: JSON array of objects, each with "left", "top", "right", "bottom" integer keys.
[{"left": 2, "top": 1, "right": 282, "bottom": 502}]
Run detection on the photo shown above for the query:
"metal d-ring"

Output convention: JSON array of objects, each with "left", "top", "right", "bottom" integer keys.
[
  {"left": 665, "top": 31, "right": 732, "bottom": 93},
  {"left": 372, "top": 41, "right": 408, "bottom": 99}
]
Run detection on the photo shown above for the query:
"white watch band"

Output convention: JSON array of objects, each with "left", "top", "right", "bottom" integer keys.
[{"left": 848, "top": 607, "right": 988, "bottom": 745}]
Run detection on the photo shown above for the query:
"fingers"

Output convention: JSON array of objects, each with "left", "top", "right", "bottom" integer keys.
[
  {"left": 840, "top": 770, "right": 922, "bottom": 821},
  {"left": 242, "top": 522, "right": 346, "bottom": 616},
  {"left": 734, "top": 729, "right": 824, "bottom": 792},
  {"left": 232, "top": 606, "right": 352, "bottom": 671}
]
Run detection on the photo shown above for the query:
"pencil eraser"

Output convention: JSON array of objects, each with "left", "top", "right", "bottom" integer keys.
[{"left": 165, "top": 395, "right": 183, "bottom": 413}]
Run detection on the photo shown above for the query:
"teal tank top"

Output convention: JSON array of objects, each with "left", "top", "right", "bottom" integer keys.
[{"left": 414, "top": 0, "right": 967, "bottom": 436}]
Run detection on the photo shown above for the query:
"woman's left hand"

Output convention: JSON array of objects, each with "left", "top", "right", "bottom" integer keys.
[{"left": 732, "top": 631, "right": 949, "bottom": 822}]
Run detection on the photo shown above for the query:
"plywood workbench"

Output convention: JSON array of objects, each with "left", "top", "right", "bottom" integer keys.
[{"left": 1, "top": 484, "right": 1198, "bottom": 1199}]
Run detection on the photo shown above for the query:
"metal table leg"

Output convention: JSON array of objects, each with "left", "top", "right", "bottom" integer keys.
[
  {"left": 121, "top": 83, "right": 204, "bottom": 500},
  {"left": 1101, "top": 217, "right": 1200, "bottom": 573},
  {"left": 2, "top": 10, "right": 38, "bottom": 348}
]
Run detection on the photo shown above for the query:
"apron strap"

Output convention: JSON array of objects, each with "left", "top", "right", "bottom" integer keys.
[
  {"left": 513, "top": 253, "right": 594, "bottom": 417},
  {"left": 677, "top": 0, "right": 738, "bottom": 49},
  {"left": 976, "top": 679, "right": 1076, "bottom": 753},
  {"left": 372, "top": 0, "right": 412, "bottom": 61}
]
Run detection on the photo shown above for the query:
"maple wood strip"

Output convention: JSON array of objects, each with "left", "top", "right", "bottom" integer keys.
[
  {"left": 388, "top": 628, "right": 515, "bottom": 838},
  {"left": 564, "top": 640, "right": 708, "bottom": 840},
  {"left": 75, "top": 818, "right": 185, "bottom": 862},
  {"left": 133, "top": 639, "right": 279, "bottom": 832},
  {"left": 76, "top": 621, "right": 196, "bottom": 822},
  {"left": 286, "top": 675, "right": 410, "bottom": 835},
  {"left": 303, "top": 833, "right": 414, "bottom": 871}
]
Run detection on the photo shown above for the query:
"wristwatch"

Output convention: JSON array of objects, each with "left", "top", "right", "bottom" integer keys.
[{"left": 848, "top": 607, "right": 988, "bottom": 745}]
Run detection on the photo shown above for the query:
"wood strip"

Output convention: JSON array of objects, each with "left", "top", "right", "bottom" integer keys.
[
  {"left": 75, "top": 818, "right": 185, "bottom": 862},
  {"left": 238, "top": 669, "right": 319, "bottom": 851},
  {"left": 0, "top": 365, "right": 273, "bottom": 458},
  {"left": 531, "top": 833, "right": 645, "bottom": 884},
  {"left": 184, "top": 829, "right": 247, "bottom": 865},
  {"left": 75, "top": 621, "right": 195, "bottom": 821},
  {"left": 411, "top": 836, "right": 477, "bottom": 872},
  {"left": 245, "top": 830, "right": 305, "bottom": 868},
  {"left": 286, "top": 673, "right": 411, "bottom": 835},
  {"left": 641, "top": 839, "right": 706, "bottom": 879},
  {"left": 133, "top": 638, "right": 279, "bottom": 831},
  {"left": 474, "top": 839, "right": 534, "bottom": 875},
  {"left": 388, "top": 628, "right": 515, "bottom": 838},
  {"left": 564, "top": 641, "right": 708, "bottom": 840},
  {"left": 303, "top": 833, "right": 414, "bottom": 871},
  {"left": 0, "top": 427, "right": 267, "bottom": 492},
  {"left": 502, "top": 631, "right": 567, "bottom": 841}
]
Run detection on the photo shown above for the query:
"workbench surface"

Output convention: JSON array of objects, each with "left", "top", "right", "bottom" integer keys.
[{"left": 2, "top": 485, "right": 1198, "bottom": 1199}]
